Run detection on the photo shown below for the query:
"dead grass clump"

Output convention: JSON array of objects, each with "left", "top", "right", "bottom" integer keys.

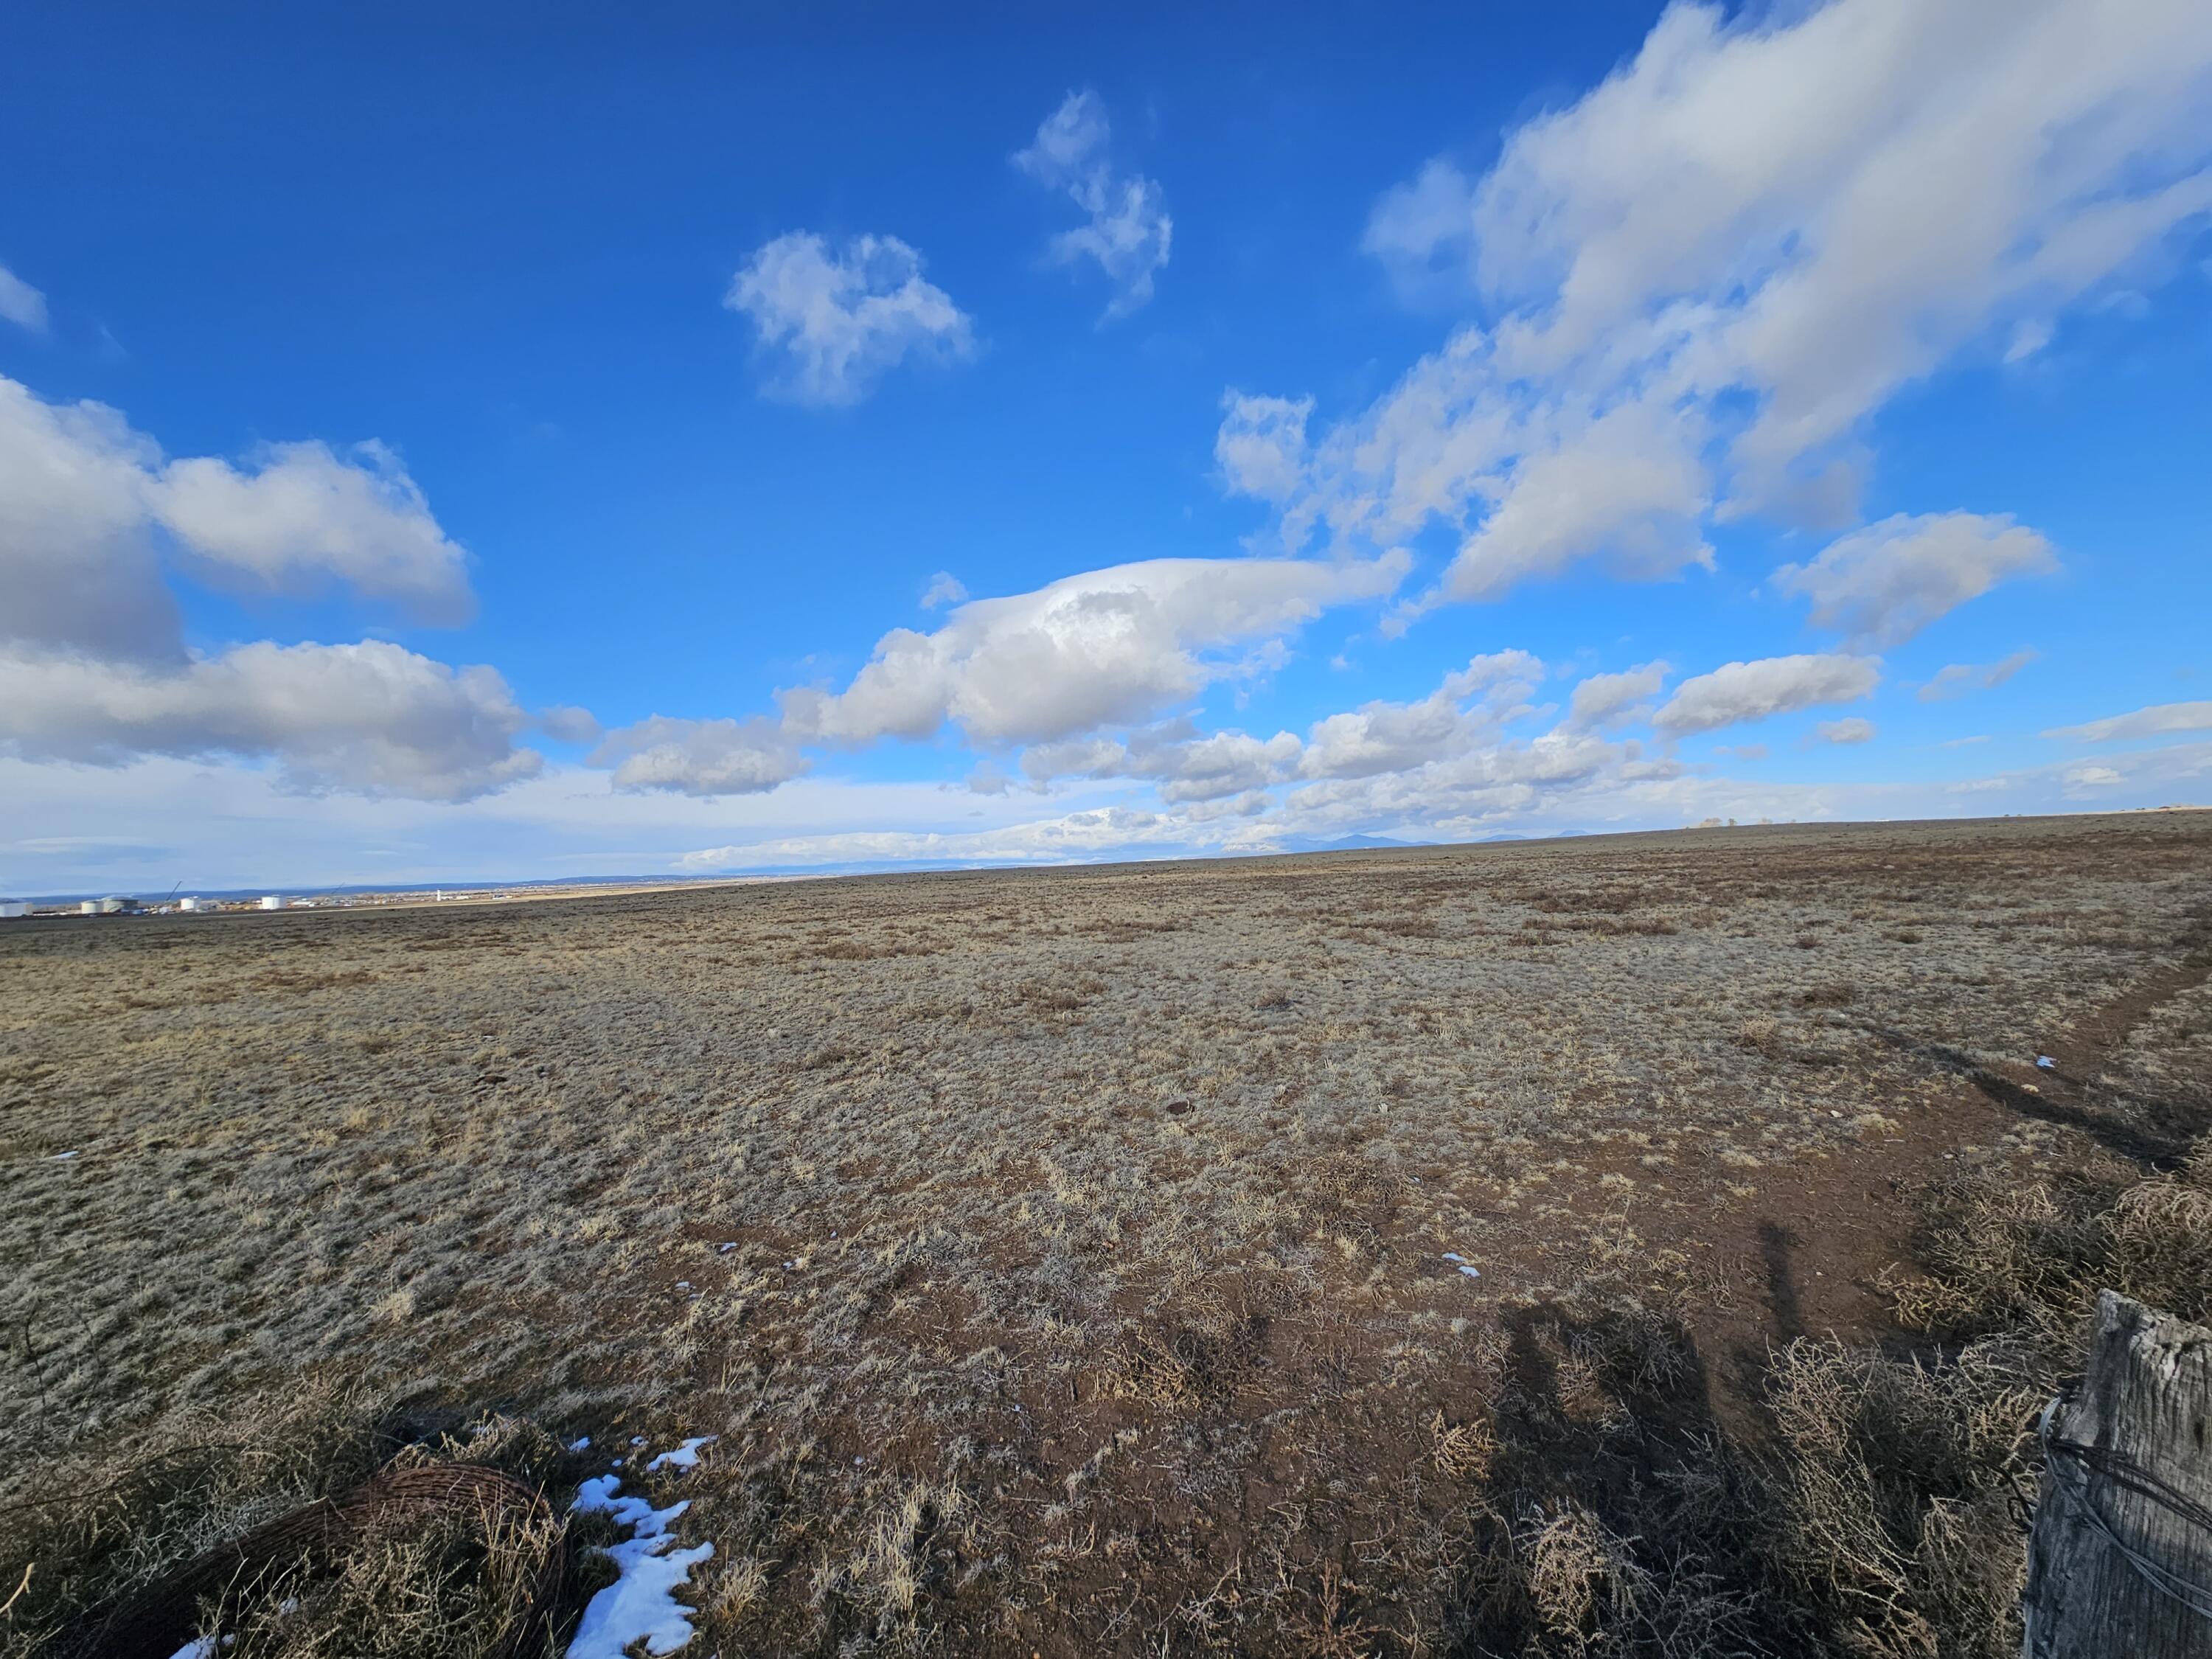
[
  {"left": 809, "top": 1478, "right": 981, "bottom": 1644},
  {"left": 1289, "top": 1151, "right": 1407, "bottom": 1253},
  {"left": 0, "top": 1384, "right": 577, "bottom": 1659},
  {"left": 207, "top": 1492, "right": 567, "bottom": 1659},
  {"left": 0, "top": 1375, "right": 389, "bottom": 1654}
]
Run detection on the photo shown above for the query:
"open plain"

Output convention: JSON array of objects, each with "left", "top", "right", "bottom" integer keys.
[{"left": 4, "top": 810, "right": 2211, "bottom": 1657}]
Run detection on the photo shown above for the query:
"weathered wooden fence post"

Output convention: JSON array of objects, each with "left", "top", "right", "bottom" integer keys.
[{"left": 2023, "top": 1290, "right": 2212, "bottom": 1658}]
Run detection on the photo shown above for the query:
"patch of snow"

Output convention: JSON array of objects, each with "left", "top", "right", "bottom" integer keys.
[
  {"left": 646, "top": 1436, "right": 717, "bottom": 1472},
  {"left": 167, "top": 1641, "right": 218, "bottom": 1659},
  {"left": 2036, "top": 1055, "right": 2056, "bottom": 1069},
  {"left": 567, "top": 1473, "right": 714, "bottom": 1659},
  {"left": 568, "top": 1435, "right": 593, "bottom": 1452},
  {"left": 1441, "top": 1253, "right": 1481, "bottom": 1279},
  {"left": 48, "top": 1150, "right": 79, "bottom": 1161}
]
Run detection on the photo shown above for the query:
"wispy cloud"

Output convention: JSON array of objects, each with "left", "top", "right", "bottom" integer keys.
[
  {"left": 0, "top": 263, "right": 47, "bottom": 334},
  {"left": 1015, "top": 91, "right": 1172, "bottom": 319}
]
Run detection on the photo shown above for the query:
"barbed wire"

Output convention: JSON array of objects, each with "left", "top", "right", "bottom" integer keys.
[{"left": 2039, "top": 1397, "right": 2212, "bottom": 1623}]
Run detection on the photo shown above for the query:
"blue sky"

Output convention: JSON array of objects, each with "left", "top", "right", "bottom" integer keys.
[{"left": 2, "top": 0, "right": 2209, "bottom": 894}]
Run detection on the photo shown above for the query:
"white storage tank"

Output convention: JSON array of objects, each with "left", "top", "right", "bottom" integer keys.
[
  {"left": 79, "top": 900, "right": 98, "bottom": 915},
  {"left": 260, "top": 894, "right": 288, "bottom": 911},
  {"left": 0, "top": 900, "right": 28, "bottom": 919}
]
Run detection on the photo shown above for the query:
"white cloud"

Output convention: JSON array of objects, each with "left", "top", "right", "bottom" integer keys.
[
  {"left": 536, "top": 705, "right": 602, "bottom": 744},
  {"left": 1237, "top": 0, "right": 2212, "bottom": 610},
  {"left": 0, "top": 641, "right": 539, "bottom": 801},
  {"left": 1, "top": 375, "right": 477, "bottom": 660},
  {"left": 726, "top": 232, "right": 975, "bottom": 407},
  {"left": 1361, "top": 159, "right": 1480, "bottom": 304},
  {"left": 1567, "top": 661, "right": 1671, "bottom": 729},
  {"left": 1773, "top": 512, "right": 2055, "bottom": 646},
  {"left": 1301, "top": 650, "right": 1544, "bottom": 779},
  {"left": 919, "top": 571, "right": 968, "bottom": 610},
  {"left": 1430, "top": 394, "right": 1714, "bottom": 606},
  {"left": 0, "top": 377, "right": 178, "bottom": 660},
  {"left": 1015, "top": 91, "right": 1172, "bottom": 319},
  {"left": 679, "top": 804, "right": 1214, "bottom": 871},
  {"left": 0, "top": 264, "right": 48, "bottom": 334},
  {"left": 2042, "top": 700, "right": 2212, "bottom": 742},
  {"left": 1815, "top": 717, "right": 1877, "bottom": 744},
  {"left": 589, "top": 715, "right": 809, "bottom": 797},
  {"left": 780, "top": 554, "right": 1408, "bottom": 749},
  {"left": 153, "top": 439, "right": 474, "bottom": 625},
  {"left": 1024, "top": 723, "right": 1305, "bottom": 804},
  {"left": 1214, "top": 392, "right": 1314, "bottom": 506},
  {"left": 1919, "top": 649, "right": 2037, "bottom": 702},
  {"left": 1653, "top": 653, "right": 1880, "bottom": 735},
  {"left": 1133, "top": 728, "right": 1305, "bottom": 804}
]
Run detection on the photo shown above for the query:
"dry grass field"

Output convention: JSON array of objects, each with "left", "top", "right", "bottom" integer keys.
[{"left": 4, "top": 811, "right": 2209, "bottom": 1657}]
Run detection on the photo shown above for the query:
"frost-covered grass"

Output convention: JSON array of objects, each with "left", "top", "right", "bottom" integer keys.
[{"left": 2, "top": 812, "right": 2208, "bottom": 1654}]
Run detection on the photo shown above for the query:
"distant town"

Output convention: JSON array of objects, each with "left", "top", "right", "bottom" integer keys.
[{"left": 0, "top": 888, "right": 527, "bottom": 919}]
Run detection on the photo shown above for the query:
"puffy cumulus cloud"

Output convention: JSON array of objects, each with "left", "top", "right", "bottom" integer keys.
[
  {"left": 0, "top": 373, "right": 543, "bottom": 803},
  {"left": 726, "top": 232, "right": 975, "bottom": 407},
  {"left": 0, "top": 263, "right": 48, "bottom": 334},
  {"left": 0, "top": 378, "right": 178, "bottom": 660},
  {"left": 1015, "top": 91, "right": 1172, "bottom": 319},
  {"left": 589, "top": 715, "right": 809, "bottom": 796},
  {"left": 780, "top": 554, "right": 1408, "bottom": 750},
  {"left": 1566, "top": 661, "right": 1671, "bottom": 730},
  {"left": 1815, "top": 717, "right": 1877, "bottom": 745},
  {"left": 1025, "top": 724, "right": 1306, "bottom": 804},
  {"left": 1, "top": 375, "right": 477, "bottom": 660},
  {"left": 1919, "top": 649, "right": 2037, "bottom": 702},
  {"left": 1301, "top": 650, "right": 1545, "bottom": 780},
  {"left": 1235, "top": 0, "right": 2212, "bottom": 610},
  {"left": 1773, "top": 512, "right": 2055, "bottom": 646},
  {"left": 153, "top": 439, "right": 475, "bottom": 625},
  {"left": 1139, "top": 728, "right": 1301, "bottom": 804},
  {"left": 1282, "top": 728, "right": 1673, "bottom": 839},
  {"left": 1652, "top": 653, "right": 1880, "bottom": 735},
  {"left": 535, "top": 705, "right": 602, "bottom": 744},
  {"left": 1009, "top": 650, "right": 1543, "bottom": 804},
  {"left": 2042, "top": 700, "right": 2212, "bottom": 742},
  {"left": 0, "top": 641, "right": 539, "bottom": 801}
]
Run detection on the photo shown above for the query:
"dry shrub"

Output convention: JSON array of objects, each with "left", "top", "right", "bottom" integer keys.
[
  {"left": 1461, "top": 1500, "right": 1751, "bottom": 1659},
  {"left": 1892, "top": 1135, "right": 2212, "bottom": 1362},
  {"left": 1756, "top": 1338, "right": 2041, "bottom": 1659},
  {"left": 1429, "top": 1408, "right": 1498, "bottom": 1481}
]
